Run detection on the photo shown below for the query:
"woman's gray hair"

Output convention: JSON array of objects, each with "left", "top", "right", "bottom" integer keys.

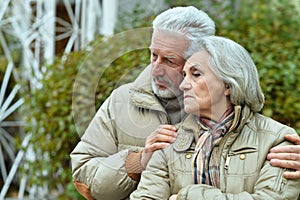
[
  {"left": 196, "top": 36, "right": 265, "bottom": 112},
  {"left": 152, "top": 6, "right": 215, "bottom": 59}
]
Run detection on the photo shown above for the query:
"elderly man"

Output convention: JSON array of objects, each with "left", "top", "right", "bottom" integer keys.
[{"left": 70, "top": 6, "right": 300, "bottom": 200}]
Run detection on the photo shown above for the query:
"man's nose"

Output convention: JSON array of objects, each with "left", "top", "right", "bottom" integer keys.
[{"left": 152, "top": 58, "right": 165, "bottom": 76}]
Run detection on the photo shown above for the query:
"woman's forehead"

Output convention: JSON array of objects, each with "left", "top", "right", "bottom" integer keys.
[{"left": 185, "top": 51, "right": 210, "bottom": 66}]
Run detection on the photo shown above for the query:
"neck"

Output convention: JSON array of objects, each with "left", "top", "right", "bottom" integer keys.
[
  {"left": 200, "top": 104, "right": 234, "bottom": 122},
  {"left": 157, "top": 94, "right": 185, "bottom": 124}
]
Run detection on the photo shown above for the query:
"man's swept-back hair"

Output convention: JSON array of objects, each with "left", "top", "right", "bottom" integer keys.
[
  {"left": 197, "top": 36, "right": 265, "bottom": 112},
  {"left": 152, "top": 6, "right": 216, "bottom": 59}
]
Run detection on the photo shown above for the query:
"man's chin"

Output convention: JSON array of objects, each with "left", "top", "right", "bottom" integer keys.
[
  {"left": 155, "top": 89, "right": 177, "bottom": 99},
  {"left": 152, "top": 81, "right": 179, "bottom": 98}
]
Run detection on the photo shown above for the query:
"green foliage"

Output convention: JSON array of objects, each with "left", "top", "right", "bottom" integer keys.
[
  {"left": 20, "top": 51, "right": 86, "bottom": 198},
  {"left": 115, "top": 2, "right": 156, "bottom": 33},
  {"left": 20, "top": 32, "right": 150, "bottom": 197},
  {"left": 72, "top": 28, "right": 151, "bottom": 135},
  {"left": 213, "top": 0, "right": 300, "bottom": 132}
]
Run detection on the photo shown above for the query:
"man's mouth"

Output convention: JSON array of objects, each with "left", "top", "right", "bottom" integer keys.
[
  {"left": 184, "top": 94, "right": 193, "bottom": 99},
  {"left": 155, "top": 80, "right": 169, "bottom": 89}
]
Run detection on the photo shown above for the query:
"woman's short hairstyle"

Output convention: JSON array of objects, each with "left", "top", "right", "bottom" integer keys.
[
  {"left": 196, "top": 36, "right": 265, "bottom": 112},
  {"left": 152, "top": 6, "right": 216, "bottom": 59}
]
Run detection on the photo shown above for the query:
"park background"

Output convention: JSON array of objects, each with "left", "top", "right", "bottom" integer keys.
[{"left": 0, "top": 0, "right": 299, "bottom": 199}]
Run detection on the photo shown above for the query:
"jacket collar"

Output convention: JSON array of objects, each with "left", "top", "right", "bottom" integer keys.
[
  {"left": 229, "top": 105, "right": 252, "bottom": 133},
  {"left": 129, "top": 65, "right": 162, "bottom": 110},
  {"left": 173, "top": 106, "right": 253, "bottom": 152}
]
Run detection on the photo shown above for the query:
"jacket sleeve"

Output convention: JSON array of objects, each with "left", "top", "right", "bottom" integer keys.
[
  {"left": 70, "top": 93, "right": 138, "bottom": 200},
  {"left": 177, "top": 132, "right": 300, "bottom": 200},
  {"left": 130, "top": 149, "right": 172, "bottom": 200}
]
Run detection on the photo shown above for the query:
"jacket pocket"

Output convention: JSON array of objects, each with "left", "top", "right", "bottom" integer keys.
[
  {"left": 169, "top": 150, "right": 194, "bottom": 194},
  {"left": 226, "top": 147, "right": 258, "bottom": 175},
  {"left": 170, "top": 150, "right": 194, "bottom": 174}
]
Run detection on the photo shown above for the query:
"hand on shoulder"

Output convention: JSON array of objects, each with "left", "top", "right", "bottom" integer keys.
[{"left": 267, "top": 134, "right": 300, "bottom": 179}]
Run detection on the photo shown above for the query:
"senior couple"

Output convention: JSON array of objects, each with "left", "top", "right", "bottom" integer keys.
[{"left": 71, "top": 6, "right": 300, "bottom": 200}]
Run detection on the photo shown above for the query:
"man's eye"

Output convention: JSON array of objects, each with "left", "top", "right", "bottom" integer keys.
[
  {"left": 151, "top": 53, "right": 157, "bottom": 60},
  {"left": 166, "top": 59, "right": 174, "bottom": 64}
]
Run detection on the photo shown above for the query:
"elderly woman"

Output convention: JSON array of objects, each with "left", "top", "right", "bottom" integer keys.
[{"left": 130, "top": 36, "right": 300, "bottom": 200}]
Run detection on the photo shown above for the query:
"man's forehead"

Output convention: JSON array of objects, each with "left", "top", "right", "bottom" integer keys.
[
  {"left": 150, "top": 29, "right": 189, "bottom": 58},
  {"left": 151, "top": 29, "right": 189, "bottom": 44},
  {"left": 153, "top": 28, "right": 186, "bottom": 37}
]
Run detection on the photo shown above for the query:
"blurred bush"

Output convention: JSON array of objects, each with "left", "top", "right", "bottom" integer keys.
[
  {"left": 19, "top": 0, "right": 300, "bottom": 198},
  {"left": 213, "top": 0, "right": 300, "bottom": 132},
  {"left": 20, "top": 30, "right": 151, "bottom": 199}
]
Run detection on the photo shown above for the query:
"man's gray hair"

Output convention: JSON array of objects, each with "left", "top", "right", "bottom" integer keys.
[
  {"left": 197, "top": 36, "right": 265, "bottom": 112},
  {"left": 152, "top": 6, "right": 216, "bottom": 59}
]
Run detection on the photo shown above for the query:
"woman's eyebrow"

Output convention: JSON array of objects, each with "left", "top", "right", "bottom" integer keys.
[{"left": 190, "top": 63, "right": 201, "bottom": 69}]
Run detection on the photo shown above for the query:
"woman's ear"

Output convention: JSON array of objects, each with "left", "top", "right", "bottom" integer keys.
[{"left": 224, "top": 84, "right": 230, "bottom": 96}]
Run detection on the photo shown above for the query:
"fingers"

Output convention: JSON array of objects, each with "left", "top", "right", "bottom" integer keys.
[
  {"left": 268, "top": 152, "right": 300, "bottom": 161},
  {"left": 268, "top": 144, "right": 300, "bottom": 179},
  {"left": 141, "top": 125, "right": 178, "bottom": 168},
  {"left": 269, "top": 158, "right": 300, "bottom": 179},
  {"left": 145, "top": 125, "right": 178, "bottom": 148},
  {"left": 269, "top": 156, "right": 300, "bottom": 169},
  {"left": 283, "top": 170, "right": 300, "bottom": 179},
  {"left": 284, "top": 134, "right": 300, "bottom": 145},
  {"left": 269, "top": 145, "right": 300, "bottom": 154}
]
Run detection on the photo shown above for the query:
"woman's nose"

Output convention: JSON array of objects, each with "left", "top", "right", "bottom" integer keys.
[{"left": 179, "top": 78, "right": 191, "bottom": 91}]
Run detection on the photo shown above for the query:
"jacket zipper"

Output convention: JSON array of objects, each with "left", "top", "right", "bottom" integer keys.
[{"left": 224, "top": 155, "right": 231, "bottom": 170}]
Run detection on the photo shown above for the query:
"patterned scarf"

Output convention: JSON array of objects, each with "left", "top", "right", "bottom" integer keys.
[{"left": 193, "top": 106, "right": 234, "bottom": 187}]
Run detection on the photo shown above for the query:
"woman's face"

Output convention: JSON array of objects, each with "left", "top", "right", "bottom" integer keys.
[{"left": 179, "top": 50, "right": 231, "bottom": 120}]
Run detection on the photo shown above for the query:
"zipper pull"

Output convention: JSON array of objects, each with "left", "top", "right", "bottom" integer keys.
[{"left": 225, "top": 155, "right": 231, "bottom": 170}]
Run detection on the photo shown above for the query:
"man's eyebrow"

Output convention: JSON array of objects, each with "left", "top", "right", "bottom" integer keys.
[
  {"left": 164, "top": 55, "right": 177, "bottom": 59},
  {"left": 148, "top": 47, "right": 179, "bottom": 59}
]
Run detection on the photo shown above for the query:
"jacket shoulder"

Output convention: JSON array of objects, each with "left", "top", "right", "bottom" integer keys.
[
  {"left": 252, "top": 113, "right": 295, "bottom": 133},
  {"left": 246, "top": 113, "right": 296, "bottom": 143}
]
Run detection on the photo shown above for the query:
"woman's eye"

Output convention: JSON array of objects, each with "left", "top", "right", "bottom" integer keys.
[{"left": 192, "top": 72, "right": 201, "bottom": 77}]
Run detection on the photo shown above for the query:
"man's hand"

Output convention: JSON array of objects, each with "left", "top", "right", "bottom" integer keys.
[
  {"left": 169, "top": 194, "right": 178, "bottom": 200},
  {"left": 141, "top": 125, "right": 177, "bottom": 169},
  {"left": 267, "top": 134, "right": 300, "bottom": 179}
]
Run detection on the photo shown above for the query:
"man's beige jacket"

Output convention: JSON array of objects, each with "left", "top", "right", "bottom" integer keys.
[{"left": 70, "top": 66, "right": 184, "bottom": 199}]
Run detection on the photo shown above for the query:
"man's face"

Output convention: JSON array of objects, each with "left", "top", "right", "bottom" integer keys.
[{"left": 149, "top": 29, "right": 188, "bottom": 98}]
